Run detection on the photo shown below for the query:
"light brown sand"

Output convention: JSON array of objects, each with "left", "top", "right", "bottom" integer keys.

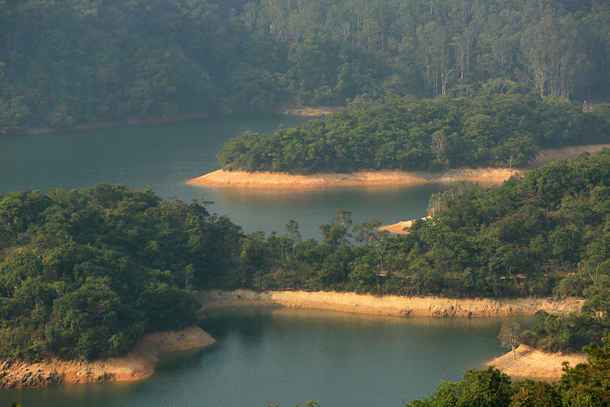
[
  {"left": 379, "top": 217, "right": 431, "bottom": 234},
  {"left": 199, "top": 289, "right": 583, "bottom": 318},
  {"left": 187, "top": 168, "right": 518, "bottom": 189},
  {"left": 488, "top": 344, "right": 587, "bottom": 380},
  {"left": 188, "top": 144, "right": 610, "bottom": 189}
]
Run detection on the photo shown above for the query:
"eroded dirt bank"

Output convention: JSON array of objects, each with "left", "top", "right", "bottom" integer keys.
[
  {"left": 199, "top": 289, "right": 583, "bottom": 317},
  {"left": 201, "top": 290, "right": 586, "bottom": 380},
  {"left": 0, "top": 326, "right": 215, "bottom": 388},
  {"left": 488, "top": 344, "right": 587, "bottom": 380},
  {"left": 187, "top": 168, "right": 518, "bottom": 189}
]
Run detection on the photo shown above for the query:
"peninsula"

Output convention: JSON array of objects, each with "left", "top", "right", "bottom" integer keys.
[
  {"left": 188, "top": 143, "right": 610, "bottom": 190},
  {"left": 187, "top": 167, "right": 518, "bottom": 189},
  {"left": 0, "top": 326, "right": 215, "bottom": 388}
]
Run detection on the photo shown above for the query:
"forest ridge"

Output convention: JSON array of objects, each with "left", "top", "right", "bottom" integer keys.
[{"left": 0, "top": 0, "right": 609, "bottom": 132}]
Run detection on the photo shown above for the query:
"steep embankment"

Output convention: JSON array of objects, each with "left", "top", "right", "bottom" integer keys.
[
  {"left": 187, "top": 168, "right": 518, "bottom": 189},
  {"left": 0, "top": 326, "right": 215, "bottom": 388},
  {"left": 488, "top": 345, "right": 587, "bottom": 380},
  {"left": 199, "top": 290, "right": 583, "bottom": 317}
]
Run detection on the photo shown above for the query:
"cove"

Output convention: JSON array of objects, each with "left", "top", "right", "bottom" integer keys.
[
  {"left": 0, "top": 113, "right": 457, "bottom": 239},
  {"left": 1, "top": 308, "right": 530, "bottom": 407}
]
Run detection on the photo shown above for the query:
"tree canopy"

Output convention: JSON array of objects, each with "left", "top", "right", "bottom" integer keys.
[
  {"left": 218, "top": 94, "right": 610, "bottom": 174},
  {"left": 2, "top": 0, "right": 610, "bottom": 132},
  {"left": 0, "top": 184, "right": 243, "bottom": 361}
]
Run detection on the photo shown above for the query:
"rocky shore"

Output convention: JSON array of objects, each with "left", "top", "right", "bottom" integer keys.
[
  {"left": 199, "top": 289, "right": 583, "bottom": 318},
  {"left": 0, "top": 326, "right": 215, "bottom": 388}
]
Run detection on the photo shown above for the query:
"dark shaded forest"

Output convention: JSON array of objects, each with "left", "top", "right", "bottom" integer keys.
[
  {"left": 217, "top": 94, "right": 610, "bottom": 173},
  {"left": 1, "top": 0, "right": 610, "bottom": 132}
]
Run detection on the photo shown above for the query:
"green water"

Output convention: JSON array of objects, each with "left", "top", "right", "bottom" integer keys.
[
  {"left": 1, "top": 115, "right": 505, "bottom": 406},
  {"left": 1, "top": 308, "right": 527, "bottom": 407},
  {"left": 0, "top": 113, "right": 456, "bottom": 239}
]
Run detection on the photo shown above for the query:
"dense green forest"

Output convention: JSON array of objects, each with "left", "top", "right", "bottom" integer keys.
[
  {"left": 228, "top": 149, "right": 610, "bottom": 300},
  {"left": 5, "top": 150, "right": 610, "bottom": 361},
  {"left": 1, "top": 0, "right": 610, "bottom": 132},
  {"left": 217, "top": 94, "right": 610, "bottom": 173},
  {"left": 224, "top": 148, "right": 610, "bottom": 351},
  {"left": 0, "top": 184, "right": 243, "bottom": 361}
]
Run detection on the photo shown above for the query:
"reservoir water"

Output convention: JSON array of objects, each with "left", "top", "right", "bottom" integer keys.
[
  {"left": 0, "top": 113, "right": 456, "bottom": 239},
  {"left": 1, "top": 114, "right": 507, "bottom": 406},
  {"left": 1, "top": 308, "right": 526, "bottom": 407}
]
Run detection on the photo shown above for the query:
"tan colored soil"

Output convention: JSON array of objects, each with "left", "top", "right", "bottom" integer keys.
[
  {"left": 187, "top": 168, "right": 519, "bottom": 189},
  {"left": 0, "top": 326, "right": 215, "bottom": 388},
  {"left": 189, "top": 144, "right": 610, "bottom": 189},
  {"left": 379, "top": 217, "right": 431, "bottom": 234},
  {"left": 201, "top": 290, "right": 586, "bottom": 380},
  {"left": 199, "top": 289, "right": 583, "bottom": 318},
  {"left": 488, "top": 344, "right": 587, "bottom": 380}
]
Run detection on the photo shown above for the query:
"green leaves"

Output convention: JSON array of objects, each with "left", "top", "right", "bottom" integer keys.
[
  {"left": 218, "top": 94, "right": 610, "bottom": 174},
  {"left": 0, "top": 185, "right": 242, "bottom": 361}
]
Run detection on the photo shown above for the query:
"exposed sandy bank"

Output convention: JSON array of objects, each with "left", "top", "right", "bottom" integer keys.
[
  {"left": 0, "top": 326, "right": 215, "bottom": 388},
  {"left": 187, "top": 168, "right": 519, "bottom": 189},
  {"left": 199, "top": 289, "right": 583, "bottom": 318},
  {"left": 488, "top": 344, "right": 587, "bottom": 380},
  {"left": 188, "top": 144, "right": 610, "bottom": 189},
  {"left": 379, "top": 217, "right": 431, "bottom": 234}
]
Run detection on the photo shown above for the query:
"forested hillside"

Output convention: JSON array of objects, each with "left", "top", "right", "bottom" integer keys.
[
  {"left": 5, "top": 150, "right": 610, "bottom": 361},
  {"left": 1, "top": 0, "right": 609, "bottom": 132},
  {"left": 0, "top": 184, "right": 243, "bottom": 361},
  {"left": 229, "top": 148, "right": 610, "bottom": 300},
  {"left": 227, "top": 148, "right": 610, "bottom": 351},
  {"left": 217, "top": 94, "right": 610, "bottom": 173}
]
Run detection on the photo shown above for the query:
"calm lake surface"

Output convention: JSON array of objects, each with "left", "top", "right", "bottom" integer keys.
[
  {"left": 1, "top": 308, "right": 529, "bottom": 407},
  {"left": 0, "top": 113, "right": 456, "bottom": 239},
  {"left": 1, "top": 115, "right": 504, "bottom": 406}
]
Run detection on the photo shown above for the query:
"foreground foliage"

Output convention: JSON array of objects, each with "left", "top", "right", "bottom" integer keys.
[
  {"left": 405, "top": 339, "right": 610, "bottom": 407},
  {"left": 218, "top": 94, "right": 610, "bottom": 173},
  {"left": 0, "top": 184, "right": 242, "bottom": 361}
]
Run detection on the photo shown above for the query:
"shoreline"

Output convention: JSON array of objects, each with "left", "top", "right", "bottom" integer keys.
[
  {"left": 187, "top": 144, "right": 610, "bottom": 189},
  {"left": 199, "top": 289, "right": 583, "bottom": 317},
  {"left": 201, "top": 290, "right": 587, "bottom": 379},
  {"left": 187, "top": 168, "right": 519, "bottom": 189},
  {"left": 488, "top": 345, "right": 587, "bottom": 380},
  {"left": 4, "top": 106, "right": 334, "bottom": 136},
  {"left": 379, "top": 217, "right": 430, "bottom": 234},
  {"left": 0, "top": 326, "right": 215, "bottom": 388}
]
